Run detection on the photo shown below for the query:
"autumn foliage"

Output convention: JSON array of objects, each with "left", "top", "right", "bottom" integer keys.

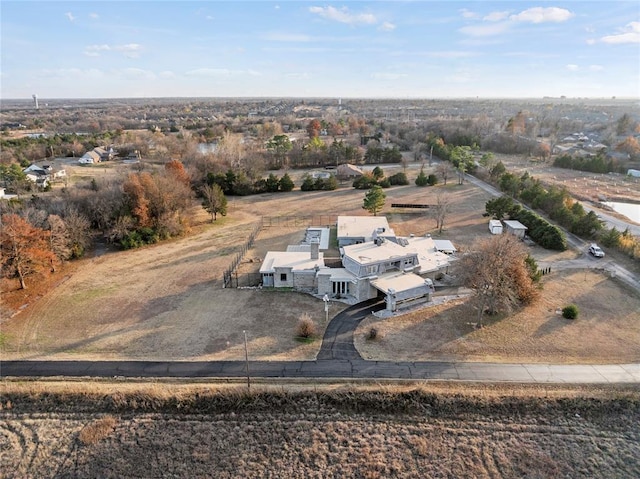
[{"left": 1, "top": 214, "right": 57, "bottom": 289}]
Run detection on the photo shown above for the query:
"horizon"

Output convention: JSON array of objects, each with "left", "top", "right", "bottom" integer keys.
[{"left": 2, "top": 1, "right": 639, "bottom": 100}]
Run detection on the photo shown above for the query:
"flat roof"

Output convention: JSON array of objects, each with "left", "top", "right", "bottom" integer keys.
[
  {"left": 342, "top": 239, "right": 414, "bottom": 265},
  {"left": 260, "top": 251, "right": 325, "bottom": 273},
  {"left": 503, "top": 220, "right": 528, "bottom": 230},
  {"left": 406, "top": 236, "right": 452, "bottom": 273},
  {"left": 337, "top": 216, "right": 394, "bottom": 240},
  {"left": 371, "top": 271, "right": 432, "bottom": 297},
  {"left": 304, "top": 227, "right": 331, "bottom": 250}
]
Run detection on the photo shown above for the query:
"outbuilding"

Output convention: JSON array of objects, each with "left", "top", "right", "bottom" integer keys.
[
  {"left": 488, "top": 220, "right": 503, "bottom": 235},
  {"left": 503, "top": 220, "right": 528, "bottom": 239}
]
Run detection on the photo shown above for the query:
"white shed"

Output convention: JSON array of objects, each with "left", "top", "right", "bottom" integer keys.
[
  {"left": 489, "top": 220, "right": 503, "bottom": 235},
  {"left": 503, "top": 220, "right": 528, "bottom": 239}
]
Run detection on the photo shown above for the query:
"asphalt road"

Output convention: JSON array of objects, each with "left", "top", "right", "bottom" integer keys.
[{"left": 2, "top": 359, "right": 639, "bottom": 383}]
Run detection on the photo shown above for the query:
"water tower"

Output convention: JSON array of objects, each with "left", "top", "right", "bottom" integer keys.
[{"left": 32, "top": 94, "right": 39, "bottom": 109}]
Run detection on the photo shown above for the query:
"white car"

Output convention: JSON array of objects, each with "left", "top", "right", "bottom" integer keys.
[{"left": 588, "top": 244, "right": 605, "bottom": 258}]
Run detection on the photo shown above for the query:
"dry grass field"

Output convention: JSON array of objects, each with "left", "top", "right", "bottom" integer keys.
[
  {"left": 2, "top": 161, "right": 639, "bottom": 363},
  {"left": 2, "top": 382, "right": 639, "bottom": 479}
]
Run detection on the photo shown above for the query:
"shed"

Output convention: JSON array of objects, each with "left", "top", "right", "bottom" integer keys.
[
  {"left": 489, "top": 220, "right": 503, "bottom": 235},
  {"left": 503, "top": 220, "right": 528, "bottom": 239}
]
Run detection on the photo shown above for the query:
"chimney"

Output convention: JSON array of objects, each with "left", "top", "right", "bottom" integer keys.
[{"left": 310, "top": 238, "right": 320, "bottom": 260}]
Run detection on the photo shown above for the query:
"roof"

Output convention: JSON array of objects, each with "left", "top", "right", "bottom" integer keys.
[
  {"left": 406, "top": 236, "right": 452, "bottom": 273},
  {"left": 337, "top": 215, "right": 395, "bottom": 240},
  {"left": 433, "top": 239, "right": 457, "bottom": 254},
  {"left": 337, "top": 163, "right": 364, "bottom": 176},
  {"left": 503, "top": 220, "right": 528, "bottom": 230},
  {"left": 260, "top": 251, "right": 325, "bottom": 274},
  {"left": 342, "top": 239, "right": 414, "bottom": 265},
  {"left": 371, "top": 271, "right": 433, "bottom": 301},
  {"left": 316, "top": 267, "right": 357, "bottom": 282}
]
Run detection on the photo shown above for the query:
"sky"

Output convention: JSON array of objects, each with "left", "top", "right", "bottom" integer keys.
[{"left": 1, "top": 1, "right": 639, "bottom": 99}]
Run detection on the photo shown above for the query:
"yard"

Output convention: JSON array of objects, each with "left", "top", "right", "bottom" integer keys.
[{"left": 2, "top": 161, "right": 639, "bottom": 363}]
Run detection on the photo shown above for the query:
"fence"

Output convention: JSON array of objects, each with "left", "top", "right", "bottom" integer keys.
[
  {"left": 222, "top": 215, "right": 339, "bottom": 289},
  {"left": 262, "top": 215, "right": 338, "bottom": 228},
  {"left": 222, "top": 219, "right": 263, "bottom": 288}
]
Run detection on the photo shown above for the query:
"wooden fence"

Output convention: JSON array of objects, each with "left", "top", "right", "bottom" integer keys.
[{"left": 222, "top": 219, "right": 263, "bottom": 288}]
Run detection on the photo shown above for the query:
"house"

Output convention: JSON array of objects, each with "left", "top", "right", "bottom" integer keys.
[
  {"left": 261, "top": 216, "right": 453, "bottom": 312},
  {"left": 337, "top": 215, "right": 395, "bottom": 247},
  {"left": 260, "top": 239, "right": 325, "bottom": 289},
  {"left": 337, "top": 163, "right": 364, "bottom": 181},
  {"left": 503, "top": 220, "right": 528, "bottom": 239},
  {"left": 627, "top": 169, "right": 640, "bottom": 178},
  {"left": 79, "top": 151, "right": 101, "bottom": 164}
]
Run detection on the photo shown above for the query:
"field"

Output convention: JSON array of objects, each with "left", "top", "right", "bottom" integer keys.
[
  {"left": 2, "top": 382, "right": 639, "bottom": 478},
  {"left": 1, "top": 161, "right": 639, "bottom": 363}
]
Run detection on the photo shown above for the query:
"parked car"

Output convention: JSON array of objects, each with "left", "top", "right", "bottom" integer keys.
[{"left": 588, "top": 244, "right": 605, "bottom": 257}]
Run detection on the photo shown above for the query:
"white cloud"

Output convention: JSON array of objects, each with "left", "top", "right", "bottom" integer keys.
[
  {"left": 89, "top": 13, "right": 99, "bottom": 20},
  {"left": 601, "top": 21, "right": 640, "bottom": 44},
  {"left": 371, "top": 72, "right": 408, "bottom": 80},
  {"left": 309, "top": 6, "right": 376, "bottom": 26},
  {"left": 84, "top": 44, "right": 111, "bottom": 57},
  {"left": 459, "top": 22, "right": 511, "bottom": 37},
  {"left": 114, "top": 43, "right": 143, "bottom": 58},
  {"left": 589, "top": 65, "right": 604, "bottom": 71},
  {"left": 84, "top": 43, "right": 142, "bottom": 58},
  {"left": 379, "top": 22, "right": 396, "bottom": 32},
  {"left": 206, "top": 15, "right": 214, "bottom": 21},
  {"left": 285, "top": 72, "right": 311, "bottom": 80},
  {"left": 159, "top": 71, "right": 176, "bottom": 79},
  {"left": 483, "top": 11, "right": 510, "bottom": 22},
  {"left": 510, "top": 7, "right": 573, "bottom": 24},
  {"left": 566, "top": 64, "right": 579, "bottom": 71},
  {"left": 65, "top": 12, "right": 75, "bottom": 22},
  {"left": 122, "top": 68, "right": 156, "bottom": 80},
  {"left": 263, "top": 32, "right": 312, "bottom": 42},
  {"left": 459, "top": 9, "right": 477, "bottom": 19},
  {"left": 185, "top": 68, "right": 231, "bottom": 77}
]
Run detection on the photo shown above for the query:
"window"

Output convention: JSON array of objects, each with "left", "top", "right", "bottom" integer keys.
[
  {"left": 280, "top": 273, "right": 287, "bottom": 282},
  {"left": 332, "top": 281, "right": 349, "bottom": 295}
]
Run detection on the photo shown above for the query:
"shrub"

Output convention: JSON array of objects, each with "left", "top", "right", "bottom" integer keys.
[
  {"left": 562, "top": 304, "right": 579, "bottom": 319},
  {"left": 296, "top": 313, "right": 317, "bottom": 339},
  {"left": 367, "top": 327, "right": 379, "bottom": 340},
  {"left": 78, "top": 415, "right": 117, "bottom": 445},
  {"left": 427, "top": 174, "right": 438, "bottom": 186},
  {"left": 415, "top": 168, "right": 428, "bottom": 186},
  {"left": 388, "top": 172, "right": 409, "bottom": 186}
]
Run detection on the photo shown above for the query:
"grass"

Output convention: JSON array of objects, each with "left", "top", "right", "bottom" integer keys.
[{"left": 78, "top": 416, "right": 117, "bottom": 445}]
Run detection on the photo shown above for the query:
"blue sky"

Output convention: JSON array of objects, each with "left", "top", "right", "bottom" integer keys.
[{"left": 1, "top": 1, "right": 639, "bottom": 99}]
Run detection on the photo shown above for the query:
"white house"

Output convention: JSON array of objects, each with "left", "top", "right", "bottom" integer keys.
[{"left": 262, "top": 217, "right": 454, "bottom": 312}]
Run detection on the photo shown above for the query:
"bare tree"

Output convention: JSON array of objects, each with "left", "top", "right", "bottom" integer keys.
[
  {"left": 459, "top": 234, "right": 540, "bottom": 324},
  {"left": 433, "top": 191, "right": 450, "bottom": 234},
  {"left": 436, "top": 162, "right": 452, "bottom": 185}
]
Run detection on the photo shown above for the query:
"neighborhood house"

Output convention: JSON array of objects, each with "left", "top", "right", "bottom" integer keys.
[{"left": 260, "top": 216, "right": 454, "bottom": 312}]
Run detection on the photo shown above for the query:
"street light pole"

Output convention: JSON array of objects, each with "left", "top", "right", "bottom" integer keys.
[
  {"left": 243, "top": 330, "right": 250, "bottom": 390},
  {"left": 323, "top": 294, "right": 329, "bottom": 323}
]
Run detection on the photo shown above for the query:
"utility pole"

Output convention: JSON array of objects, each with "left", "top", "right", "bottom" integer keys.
[
  {"left": 323, "top": 294, "right": 329, "bottom": 323},
  {"left": 243, "top": 330, "right": 250, "bottom": 390}
]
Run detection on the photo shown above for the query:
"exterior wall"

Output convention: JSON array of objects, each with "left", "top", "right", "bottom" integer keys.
[
  {"left": 273, "top": 267, "right": 294, "bottom": 288},
  {"left": 317, "top": 272, "right": 332, "bottom": 296},
  {"left": 338, "top": 237, "right": 365, "bottom": 248},
  {"left": 293, "top": 271, "right": 316, "bottom": 291},
  {"left": 352, "top": 278, "right": 378, "bottom": 302},
  {"left": 505, "top": 226, "right": 526, "bottom": 239}
]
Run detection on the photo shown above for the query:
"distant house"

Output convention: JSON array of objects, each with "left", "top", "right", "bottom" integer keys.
[
  {"left": 79, "top": 146, "right": 114, "bottom": 164},
  {"left": 337, "top": 163, "right": 364, "bottom": 181},
  {"left": 627, "top": 169, "right": 640, "bottom": 178},
  {"left": 79, "top": 151, "right": 101, "bottom": 164},
  {"left": 503, "top": 220, "right": 528, "bottom": 239}
]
